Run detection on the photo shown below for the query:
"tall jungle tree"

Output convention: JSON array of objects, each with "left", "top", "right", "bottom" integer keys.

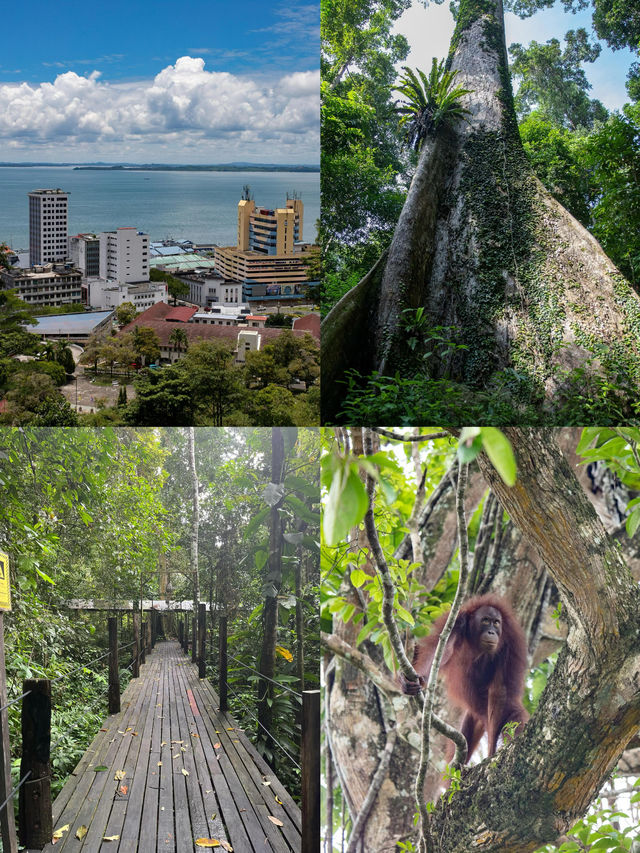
[{"left": 322, "top": 0, "right": 640, "bottom": 423}]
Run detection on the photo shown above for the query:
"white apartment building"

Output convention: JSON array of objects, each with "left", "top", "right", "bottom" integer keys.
[
  {"left": 99, "top": 228, "right": 150, "bottom": 283},
  {"left": 86, "top": 278, "right": 167, "bottom": 311},
  {"left": 186, "top": 274, "right": 242, "bottom": 307},
  {"left": 68, "top": 233, "right": 100, "bottom": 277},
  {"left": 28, "top": 189, "right": 69, "bottom": 267},
  {"left": 0, "top": 263, "right": 82, "bottom": 307}
]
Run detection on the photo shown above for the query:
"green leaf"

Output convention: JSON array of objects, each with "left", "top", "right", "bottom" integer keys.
[
  {"left": 396, "top": 604, "right": 415, "bottom": 626},
  {"left": 284, "top": 494, "right": 319, "bottom": 524},
  {"left": 626, "top": 507, "right": 640, "bottom": 538},
  {"left": 457, "top": 431, "right": 482, "bottom": 464},
  {"left": 480, "top": 428, "right": 517, "bottom": 487},
  {"left": 254, "top": 550, "right": 269, "bottom": 571},
  {"left": 350, "top": 568, "right": 368, "bottom": 588},
  {"left": 244, "top": 507, "right": 270, "bottom": 539},
  {"left": 323, "top": 465, "right": 369, "bottom": 546},
  {"left": 93, "top": 765, "right": 109, "bottom": 772},
  {"left": 36, "top": 567, "right": 55, "bottom": 584}
]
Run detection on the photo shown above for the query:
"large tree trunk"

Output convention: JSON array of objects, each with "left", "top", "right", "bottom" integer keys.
[{"left": 321, "top": 0, "right": 640, "bottom": 421}]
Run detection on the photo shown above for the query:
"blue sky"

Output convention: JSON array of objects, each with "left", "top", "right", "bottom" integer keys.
[
  {"left": 0, "top": 0, "right": 319, "bottom": 164},
  {"left": 394, "top": 1, "right": 635, "bottom": 111}
]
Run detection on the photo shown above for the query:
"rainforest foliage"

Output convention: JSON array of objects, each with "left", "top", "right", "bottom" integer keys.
[{"left": 0, "top": 427, "right": 319, "bottom": 804}]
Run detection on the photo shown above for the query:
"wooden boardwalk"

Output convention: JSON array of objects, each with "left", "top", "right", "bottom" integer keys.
[{"left": 37, "top": 640, "right": 301, "bottom": 853}]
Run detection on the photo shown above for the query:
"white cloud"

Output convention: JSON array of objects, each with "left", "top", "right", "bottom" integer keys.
[{"left": 0, "top": 57, "right": 319, "bottom": 163}]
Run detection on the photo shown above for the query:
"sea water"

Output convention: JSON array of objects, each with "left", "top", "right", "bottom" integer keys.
[{"left": 0, "top": 166, "right": 320, "bottom": 251}]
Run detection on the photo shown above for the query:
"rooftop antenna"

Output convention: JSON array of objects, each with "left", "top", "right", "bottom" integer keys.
[{"left": 241, "top": 184, "right": 253, "bottom": 201}]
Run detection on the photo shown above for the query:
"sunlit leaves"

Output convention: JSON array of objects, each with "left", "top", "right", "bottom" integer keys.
[{"left": 458, "top": 427, "right": 517, "bottom": 487}]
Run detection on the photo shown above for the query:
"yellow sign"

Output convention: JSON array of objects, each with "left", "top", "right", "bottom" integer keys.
[{"left": 0, "top": 552, "right": 10, "bottom": 611}]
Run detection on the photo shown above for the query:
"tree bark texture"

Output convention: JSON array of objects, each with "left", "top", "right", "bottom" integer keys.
[{"left": 320, "top": 0, "right": 640, "bottom": 421}]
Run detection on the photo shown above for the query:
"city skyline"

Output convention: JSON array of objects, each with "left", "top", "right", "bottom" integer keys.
[{"left": 0, "top": 0, "right": 320, "bottom": 164}]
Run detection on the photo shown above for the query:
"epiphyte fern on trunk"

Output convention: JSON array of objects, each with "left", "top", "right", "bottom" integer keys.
[{"left": 394, "top": 59, "right": 472, "bottom": 150}]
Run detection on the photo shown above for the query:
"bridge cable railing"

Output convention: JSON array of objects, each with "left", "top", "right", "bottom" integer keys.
[
  {"left": 221, "top": 677, "right": 301, "bottom": 769},
  {"left": 0, "top": 615, "right": 149, "bottom": 849},
  {"left": 226, "top": 652, "right": 302, "bottom": 699}
]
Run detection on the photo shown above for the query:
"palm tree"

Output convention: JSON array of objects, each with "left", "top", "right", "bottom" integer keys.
[
  {"left": 394, "top": 60, "right": 471, "bottom": 151},
  {"left": 169, "top": 328, "right": 189, "bottom": 361}
]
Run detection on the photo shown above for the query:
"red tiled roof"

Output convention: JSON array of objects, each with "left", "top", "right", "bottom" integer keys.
[
  {"left": 165, "top": 306, "right": 198, "bottom": 322},
  {"left": 120, "top": 304, "right": 320, "bottom": 346},
  {"left": 292, "top": 313, "right": 320, "bottom": 336}
]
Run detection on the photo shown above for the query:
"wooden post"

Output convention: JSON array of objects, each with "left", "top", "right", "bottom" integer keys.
[
  {"left": 184, "top": 614, "right": 190, "bottom": 654},
  {"left": 140, "top": 621, "right": 147, "bottom": 665},
  {"left": 177, "top": 619, "right": 183, "bottom": 647},
  {"left": 191, "top": 612, "right": 197, "bottom": 664},
  {"left": 132, "top": 611, "right": 140, "bottom": 678},
  {"left": 19, "top": 679, "right": 52, "bottom": 849},
  {"left": 198, "top": 603, "right": 206, "bottom": 679},
  {"left": 108, "top": 617, "right": 120, "bottom": 715},
  {"left": 219, "top": 615, "right": 228, "bottom": 713},
  {"left": 146, "top": 619, "right": 152, "bottom": 655},
  {"left": 0, "top": 614, "right": 17, "bottom": 853},
  {"left": 301, "top": 690, "right": 320, "bottom": 853}
]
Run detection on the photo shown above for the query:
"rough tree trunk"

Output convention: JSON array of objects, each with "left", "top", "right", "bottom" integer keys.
[{"left": 321, "top": 0, "right": 640, "bottom": 421}]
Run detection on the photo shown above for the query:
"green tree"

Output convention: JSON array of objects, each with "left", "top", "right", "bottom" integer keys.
[
  {"left": 55, "top": 340, "right": 76, "bottom": 375},
  {"left": 115, "top": 301, "right": 138, "bottom": 326},
  {"left": 126, "top": 365, "right": 195, "bottom": 425},
  {"left": 79, "top": 334, "right": 103, "bottom": 373},
  {"left": 132, "top": 326, "right": 161, "bottom": 366},
  {"left": 321, "top": 0, "right": 410, "bottom": 297},
  {"left": 510, "top": 29, "right": 608, "bottom": 129},
  {"left": 183, "top": 340, "right": 244, "bottom": 426},
  {"left": 169, "top": 327, "right": 189, "bottom": 358}
]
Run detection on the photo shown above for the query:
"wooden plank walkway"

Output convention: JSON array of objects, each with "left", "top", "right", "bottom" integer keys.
[{"left": 36, "top": 640, "right": 301, "bottom": 853}]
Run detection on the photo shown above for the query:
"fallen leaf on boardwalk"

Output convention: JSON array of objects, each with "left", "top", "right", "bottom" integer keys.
[
  {"left": 158, "top": 761, "right": 162, "bottom": 766},
  {"left": 75, "top": 825, "right": 88, "bottom": 840},
  {"left": 275, "top": 796, "right": 283, "bottom": 805},
  {"left": 195, "top": 839, "right": 221, "bottom": 847},
  {"left": 94, "top": 766, "right": 109, "bottom": 772},
  {"left": 102, "top": 835, "right": 120, "bottom": 841},
  {"left": 261, "top": 779, "right": 271, "bottom": 786},
  {"left": 171, "top": 740, "right": 183, "bottom": 744},
  {"left": 118, "top": 730, "right": 126, "bottom": 735},
  {"left": 213, "top": 743, "right": 220, "bottom": 749},
  {"left": 131, "top": 731, "right": 139, "bottom": 736},
  {"left": 182, "top": 768, "right": 189, "bottom": 776},
  {"left": 99, "top": 728, "right": 108, "bottom": 732},
  {"left": 267, "top": 816, "right": 284, "bottom": 827},
  {"left": 119, "top": 785, "right": 128, "bottom": 796},
  {"left": 114, "top": 770, "right": 126, "bottom": 780},
  {"left": 51, "top": 824, "right": 69, "bottom": 843},
  {"left": 226, "top": 727, "right": 234, "bottom": 731},
  {"left": 219, "top": 842, "right": 233, "bottom": 852},
  {"left": 125, "top": 727, "right": 132, "bottom": 732},
  {"left": 161, "top": 741, "right": 167, "bottom": 746},
  {"left": 233, "top": 739, "right": 239, "bottom": 743},
  {"left": 181, "top": 746, "right": 187, "bottom": 752},
  {"left": 172, "top": 754, "right": 180, "bottom": 760},
  {"left": 191, "top": 732, "right": 200, "bottom": 738}
]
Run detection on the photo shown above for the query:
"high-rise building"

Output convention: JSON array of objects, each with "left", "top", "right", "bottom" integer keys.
[
  {"left": 68, "top": 233, "right": 100, "bottom": 277},
  {"left": 28, "top": 189, "right": 69, "bottom": 267},
  {"left": 237, "top": 196, "right": 303, "bottom": 255},
  {"left": 99, "top": 227, "right": 150, "bottom": 283},
  {"left": 215, "top": 194, "right": 316, "bottom": 303}
]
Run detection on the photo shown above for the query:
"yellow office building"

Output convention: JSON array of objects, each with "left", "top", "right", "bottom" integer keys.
[{"left": 215, "top": 195, "right": 317, "bottom": 303}]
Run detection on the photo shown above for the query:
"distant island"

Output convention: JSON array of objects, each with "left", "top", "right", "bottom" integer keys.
[{"left": 0, "top": 161, "right": 319, "bottom": 172}]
